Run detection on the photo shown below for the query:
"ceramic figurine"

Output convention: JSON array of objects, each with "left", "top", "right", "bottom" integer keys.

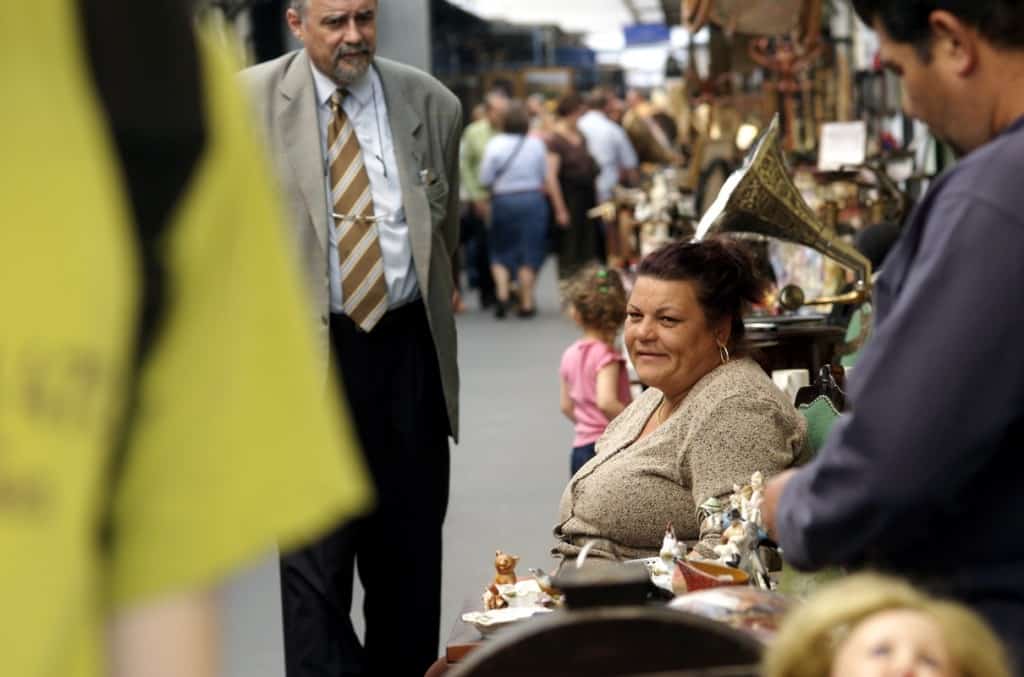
[
  {"left": 492, "top": 550, "right": 519, "bottom": 586},
  {"left": 700, "top": 493, "right": 724, "bottom": 524},
  {"left": 693, "top": 497, "right": 726, "bottom": 560},
  {"left": 729, "top": 486, "right": 744, "bottom": 518},
  {"left": 482, "top": 550, "right": 520, "bottom": 610},
  {"left": 482, "top": 586, "right": 505, "bottom": 610},
  {"left": 748, "top": 471, "right": 765, "bottom": 527},
  {"left": 747, "top": 488, "right": 765, "bottom": 529},
  {"left": 697, "top": 497, "right": 725, "bottom": 536},
  {"left": 715, "top": 514, "right": 749, "bottom": 567},
  {"left": 528, "top": 567, "right": 558, "bottom": 597},
  {"left": 714, "top": 540, "right": 743, "bottom": 568},
  {"left": 659, "top": 522, "right": 678, "bottom": 561}
]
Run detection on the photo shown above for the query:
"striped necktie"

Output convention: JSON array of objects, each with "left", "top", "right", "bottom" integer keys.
[{"left": 329, "top": 88, "right": 388, "bottom": 332}]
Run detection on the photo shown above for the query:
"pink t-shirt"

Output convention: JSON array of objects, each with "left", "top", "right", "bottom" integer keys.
[{"left": 560, "top": 338, "right": 633, "bottom": 447}]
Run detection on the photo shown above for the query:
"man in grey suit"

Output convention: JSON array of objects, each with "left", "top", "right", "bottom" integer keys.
[{"left": 241, "top": 1, "right": 461, "bottom": 674}]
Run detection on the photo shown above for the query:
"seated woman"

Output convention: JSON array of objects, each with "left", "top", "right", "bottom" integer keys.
[
  {"left": 552, "top": 239, "right": 806, "bottom": 564},
  {"left": 763, "top": 573, "right": 1011, "bottom": 677}
]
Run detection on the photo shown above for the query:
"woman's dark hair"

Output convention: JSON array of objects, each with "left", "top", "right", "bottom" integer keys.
[
  {"left": 852, "top": 1, "right": 1024, "bottom": 54},
  {"left": 501, "top": 101, "right": 530, "bottom": 135},
  {"left": 556, "top": 92, "right": 585, "bottom": 118},
  {"left": 637, "top": 238, "right": 767, "bottom": 353}
]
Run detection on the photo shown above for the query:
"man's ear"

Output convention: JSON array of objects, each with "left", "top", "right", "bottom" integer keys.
[
  {"left": 286, "top": 8, "right": 305, "bottom": 42},
  {"left": 929, "top": 9, "right": 979, "bottom": 77}
]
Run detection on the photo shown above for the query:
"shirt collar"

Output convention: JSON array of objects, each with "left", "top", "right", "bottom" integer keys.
[{"left": 309, "top": 57, "right": 375, "bottom": 108}]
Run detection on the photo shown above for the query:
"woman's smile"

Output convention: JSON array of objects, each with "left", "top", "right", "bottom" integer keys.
[
  {"left": 633, "top": 350, "right": 667, "bottom": 361},
  {"left": 625, "top": 276, "right": 728, "bottom": 400}
]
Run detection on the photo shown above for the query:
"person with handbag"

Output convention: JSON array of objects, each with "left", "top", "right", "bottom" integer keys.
[{"left": 480, "top": 100, "right": 565, "bottom": 318}]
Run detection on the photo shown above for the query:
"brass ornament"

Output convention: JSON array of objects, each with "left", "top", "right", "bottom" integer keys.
[
  {"left": 681, "top": 0, "right": 822, "bottom": 52},
  {"left": 695, "top": 115, "right": 873, "bottom": 309}
]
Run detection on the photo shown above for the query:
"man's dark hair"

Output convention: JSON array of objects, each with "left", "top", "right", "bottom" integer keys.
[
  {"left": 852, "top": 1, "right": 1024, "bottom": 52},
  {"left": 556, "top": 92, "right": 584, "bottom": 118},
  {"left": 502, "top": 101, "right": 530, "bottom": 135},
  {"left": 586, "top": 90, "right": 609, "bottom": 112}
]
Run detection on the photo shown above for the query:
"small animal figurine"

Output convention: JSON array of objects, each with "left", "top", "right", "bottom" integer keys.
[
  {"left": 482, "top": 586, "right": 505, "bottom": 610},
  {"left": 493, "top": 550, "right": 519, "bottom": 587},
  {"left": 482, "top": 550, "right": 520, "bottom": 610},
  {"left": 528, "top": 567, "right": 560, "bottom": 598}
]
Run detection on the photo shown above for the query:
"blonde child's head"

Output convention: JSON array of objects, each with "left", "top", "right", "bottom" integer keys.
[
  {"left": 763, "top": 573, "right": 1011, "bottom": 677},
  {"left": 561, "top": 265, "right": 627, "bottom": 342}
]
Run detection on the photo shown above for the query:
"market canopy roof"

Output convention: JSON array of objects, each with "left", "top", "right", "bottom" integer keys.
[{"left": 446, "top": 0, "right": 675, "bottom": 35}]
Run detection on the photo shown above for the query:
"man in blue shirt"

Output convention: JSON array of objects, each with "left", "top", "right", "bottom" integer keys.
[{"left": 763, "top": 0, "right": 1024, "bottom": 665}]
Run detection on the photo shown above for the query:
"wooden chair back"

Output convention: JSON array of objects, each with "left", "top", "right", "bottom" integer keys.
[{"left": 449, "top": 605, "right": 762, "bottom": 677}]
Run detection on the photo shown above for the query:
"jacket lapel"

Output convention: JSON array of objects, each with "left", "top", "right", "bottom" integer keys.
[
  {"left": 279, "top": 50, "right": 328, "bottom": 254},
  {"left": 375, "top": 60, "right": 431, "bottom": 295}
]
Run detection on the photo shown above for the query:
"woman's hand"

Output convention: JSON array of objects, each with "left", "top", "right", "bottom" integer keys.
[
  {"left": 555, "top": 205, "right": 571, "bottom": 228},
  {"left": 472, "top": 199, "right": 490, "bottom": 222}
]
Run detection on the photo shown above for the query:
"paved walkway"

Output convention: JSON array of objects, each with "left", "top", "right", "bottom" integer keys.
[{"left": 221, "top": 259, "right": 578, "bottom": 676}]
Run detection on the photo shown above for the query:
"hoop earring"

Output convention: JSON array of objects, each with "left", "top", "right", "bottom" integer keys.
[{"left": 717, "top": 341, "right": 730, "bottom": 365}]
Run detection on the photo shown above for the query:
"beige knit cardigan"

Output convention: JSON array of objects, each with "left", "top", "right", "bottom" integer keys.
[{"left": 552, "top": 357, "right": 807, "bottom": 564}]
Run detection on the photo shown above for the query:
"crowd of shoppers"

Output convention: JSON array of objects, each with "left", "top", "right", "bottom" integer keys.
[{"left": 460, "top": 85, "right": 687, "bottom": 318}]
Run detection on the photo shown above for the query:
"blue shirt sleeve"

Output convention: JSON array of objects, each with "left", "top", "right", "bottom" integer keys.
[{"left": 776, "top": 191, "right": 1024, "bottom": 569}]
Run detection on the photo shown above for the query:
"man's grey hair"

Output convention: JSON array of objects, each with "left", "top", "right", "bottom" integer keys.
[{"left": 290, "top": 0, "right": 379, "bottom": 15}]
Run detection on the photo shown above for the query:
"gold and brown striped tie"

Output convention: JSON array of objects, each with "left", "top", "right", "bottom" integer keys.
[{"left": 329, "top": 89, "right": 388, "bottom": 332}]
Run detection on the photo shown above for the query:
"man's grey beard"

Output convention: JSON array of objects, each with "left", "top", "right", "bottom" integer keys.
[{"left": 332, "top": 45, "right": 372, "bottom": 85}]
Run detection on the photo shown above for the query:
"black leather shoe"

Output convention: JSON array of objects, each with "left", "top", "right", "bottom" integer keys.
[
  {"left": 517, "top": 307, "right": 536, "bottom": 318},
  {"left": 494, "top": 300, "right": 507, "bottom": 319}
]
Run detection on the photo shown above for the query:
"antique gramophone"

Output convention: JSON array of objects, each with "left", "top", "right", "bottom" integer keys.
[{"left": 695, "top": 115, "right": 873, "bottom": 375}]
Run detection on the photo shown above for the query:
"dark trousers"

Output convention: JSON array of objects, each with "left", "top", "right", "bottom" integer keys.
[
  {"left": 570, "top": 442, "right": 596, "bottom": 477},
  {"left": 280, "top": 301, "right": 451, "bottom": 677},
  {"left": 460, "top": 205, "right": 495, "bottom": 306}
]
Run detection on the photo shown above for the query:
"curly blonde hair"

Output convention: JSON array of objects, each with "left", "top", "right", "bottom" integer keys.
[
  {"left": 763, "top": 573, "right": 1011, "bottom": 677},
  {"left": 561, "top": 264, "right": 627, "bottom": 340}
]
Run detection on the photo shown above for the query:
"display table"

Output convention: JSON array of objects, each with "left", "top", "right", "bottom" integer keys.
[
  {"left": 445, "top": 599, "right": 486, "bottom": 664},
  {"left": 745, "top": 319, "right": 846, "bottom": 377}
]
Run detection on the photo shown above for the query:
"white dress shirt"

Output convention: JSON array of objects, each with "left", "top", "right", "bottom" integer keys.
[
  {"left": 578, "top": 110, "right": 638, "bottom": 203},
  {"left": 311, "top": 63, "right": 419, "bottom": 312}
]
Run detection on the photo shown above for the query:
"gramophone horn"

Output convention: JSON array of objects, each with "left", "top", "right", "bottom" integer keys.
[{"left": 695, "top": 114, "right": 872, "bottom": 308}]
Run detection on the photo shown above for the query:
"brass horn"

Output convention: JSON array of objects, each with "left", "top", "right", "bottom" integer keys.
[{"left": 695, "top": 115, "right": 872, "bottom": 309}]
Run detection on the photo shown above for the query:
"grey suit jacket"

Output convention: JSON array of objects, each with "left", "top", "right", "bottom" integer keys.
[{"left": 241, "top": 50, "right": 462, "bottom": 439}]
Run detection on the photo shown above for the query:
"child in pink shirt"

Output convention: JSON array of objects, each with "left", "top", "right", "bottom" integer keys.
[{"left": 559, "top": 265, "right": 632, "bottom": 476}]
